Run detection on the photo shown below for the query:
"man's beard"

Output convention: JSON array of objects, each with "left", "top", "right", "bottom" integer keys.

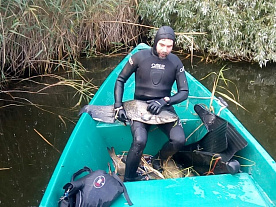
[{"left": 158, "top": 52, "right": 168, "bottom": 59}]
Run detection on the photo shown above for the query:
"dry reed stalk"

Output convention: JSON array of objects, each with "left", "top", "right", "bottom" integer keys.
[
  {"left": 0, "top": 167, "right": 11, "bottom": 171},
  {"left": 140, "top": 157, "right": 164, "bottom": 179},
  {"left": 34, "top": 128, "right": 61, "bottom": 154},
  {"left": 200, "top": 66, "right": 247, "bottom": 111},
  {"left": 0, "top": 0, "right": 140, "bottom": 86},
  {"left": 94, "top": 0, "right": 141, "bottom": 52},
  {"left": 162, "top": 157, "right": 183, "bottom": 179}
]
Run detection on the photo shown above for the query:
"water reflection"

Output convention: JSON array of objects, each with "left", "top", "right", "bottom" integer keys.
[
  {"left": 0, "top": 56, "right": 275, "bottom": 206},
  {"left": 0, "top": 81, "right": 78, "bottom": 206},
  {"left": 0, "top": 57, "right": 122, "bottom": 206}
]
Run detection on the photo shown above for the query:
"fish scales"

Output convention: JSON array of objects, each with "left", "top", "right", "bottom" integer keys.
[
  {"left": 79, "top": 100, "right": 178, "bottom": 124},
  {"left": 123, "top": 100, "right": 178, "bottom": 124}
]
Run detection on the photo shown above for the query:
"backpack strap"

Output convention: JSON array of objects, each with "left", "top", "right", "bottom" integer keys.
[
  {"left": 59, "top": 167, "right": 93, "bottom": 206},
  {"left": 112, "top": 172, "right": 133, "bottom": 206},
  {"left": 60, "top": 182, "right": 81, "bottom": 207},
  {"left": 71, "top": 166, "right": 92, "bottom": 182}
]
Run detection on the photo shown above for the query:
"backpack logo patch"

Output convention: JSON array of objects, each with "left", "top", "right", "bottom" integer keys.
[{"left": 93, "top": 175, "right": 105, "bottom": 188}]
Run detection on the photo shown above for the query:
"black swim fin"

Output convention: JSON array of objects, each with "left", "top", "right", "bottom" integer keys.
[
  {"left": 199, "top": 121, "right": 228, "bottom": 153},
  {"left": 180, "top": 121, "right": 228, "bottom": 153},
  {"left": 194, "top": 104, "right": 248, "bottom": 162}
]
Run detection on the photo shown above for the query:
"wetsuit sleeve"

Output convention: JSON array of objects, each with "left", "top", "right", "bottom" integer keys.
[
  {"left": 169, "top": 63, "right": 189, "bottom": 105},
  {"left": 114, "top": 55, "right": 138, "bottom": 108}
]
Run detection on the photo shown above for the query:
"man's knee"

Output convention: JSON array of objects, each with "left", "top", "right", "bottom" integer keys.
[
  {"left": 132, "top": 126, "right": 147, "bottom": 149},
  {"left": 170, "top": 126, "right": 186, "bottom": 146}
]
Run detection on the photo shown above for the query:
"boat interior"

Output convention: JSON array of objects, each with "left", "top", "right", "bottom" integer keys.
[
  {"left": 72, "top": 73, "right": 275, "bottom": 206},
  {"left": 41, "top": 44, "right": 276, "bottom": 206}
]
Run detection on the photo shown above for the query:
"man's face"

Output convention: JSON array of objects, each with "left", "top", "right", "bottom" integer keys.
[{"left": 156, "top": 39, "right": 174, "bottom": 59}]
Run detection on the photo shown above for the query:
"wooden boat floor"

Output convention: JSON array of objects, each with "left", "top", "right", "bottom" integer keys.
[{"left": 113, "top": 173, "right": 273, "bottom": 207}]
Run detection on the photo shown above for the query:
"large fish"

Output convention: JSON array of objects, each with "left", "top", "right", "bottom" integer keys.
[{"left": 79, "top": 100, "right": 178, "bottom": 124}]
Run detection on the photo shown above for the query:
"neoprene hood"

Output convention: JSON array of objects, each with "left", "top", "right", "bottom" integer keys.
[{"left": 153, "top": 26, "right": 176, "bottom": 55}]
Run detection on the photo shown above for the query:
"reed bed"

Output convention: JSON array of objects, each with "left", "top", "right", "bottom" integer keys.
[{"left": 0, "top": 0, "right": 140, "bottom": 86}]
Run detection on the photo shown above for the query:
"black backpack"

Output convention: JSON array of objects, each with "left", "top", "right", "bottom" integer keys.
[{"left": 59, "top": 166, "right": 133, "bottom": 207}]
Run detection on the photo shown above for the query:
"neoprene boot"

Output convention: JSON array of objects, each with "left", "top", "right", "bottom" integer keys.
[{"left": 152, "top": 152, "right": 164, "bottom": 172}]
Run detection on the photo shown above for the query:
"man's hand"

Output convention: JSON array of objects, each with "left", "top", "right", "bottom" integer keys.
[
  {"left": 114, "top": 106, "right": 128, "bottom": 122},
  {"left": 146, "top": 98, "right": 167, "bottom": 115}
]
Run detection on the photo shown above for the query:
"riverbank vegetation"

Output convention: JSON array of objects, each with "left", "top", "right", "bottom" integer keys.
[
  {"left": 0, "top": 0, "right": 140, "bottom": 87},
  {"left": 1, "top": 0, "right": 276, "bottom": 88},
  {"left": 138, "top": 0, "right": 276, "bottom": 66}
]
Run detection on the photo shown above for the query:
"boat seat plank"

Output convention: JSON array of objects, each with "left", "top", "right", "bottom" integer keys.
[
  {"left": 95, "top": 118, "right": 206, "bottom": 147},
  {"left": 112, "top": 173, "right": 273, "bottom": 207}
]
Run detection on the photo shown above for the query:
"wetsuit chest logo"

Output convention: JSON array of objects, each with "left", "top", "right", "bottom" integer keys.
[
  {"left": 151, "top": 63, "right": 165, "bottom": 70},
  {"left": 150, "top": 63, "right": 165, "bottom": 85}
]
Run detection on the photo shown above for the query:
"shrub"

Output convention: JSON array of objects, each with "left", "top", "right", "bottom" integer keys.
[{"left": 138, "top": 0, "right": 276, "bottom": 67}]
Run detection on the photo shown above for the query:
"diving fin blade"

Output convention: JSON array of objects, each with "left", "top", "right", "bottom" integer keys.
[
  {"left": 194, "top": 104, "right": 248, "bottom": 162},
  {"left": 199, "top": 122, "right": 228, "bottom": 153},
  {"left": 219, "top": 122, "right": 248, "bottom": 161},
  {"left": 79, "top": 104, "right": 115, "bottom": 123}
]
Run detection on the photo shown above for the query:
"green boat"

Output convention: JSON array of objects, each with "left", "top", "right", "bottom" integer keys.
[{"left": 40, "top": 43, "right": 276, "bottom": 206}]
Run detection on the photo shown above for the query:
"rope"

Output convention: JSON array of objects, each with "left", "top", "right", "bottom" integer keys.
[
  {"left": 233, "top": 155, "right": 256, "bottom": 167},
  {"left": 204, "top": 154, "right": 221, "bottom": 175}
]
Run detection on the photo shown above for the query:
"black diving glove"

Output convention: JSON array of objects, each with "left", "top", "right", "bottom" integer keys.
[
  {"left": 114, "top": 106, "right": 128, "bottom": 122},
  {"left": 146, "top": 98, "right": 167, "bottom": 115}
]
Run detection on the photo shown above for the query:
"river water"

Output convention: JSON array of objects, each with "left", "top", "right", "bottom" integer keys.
[{"left": 0, "top": 55, "right": 275, "bottom": 206}]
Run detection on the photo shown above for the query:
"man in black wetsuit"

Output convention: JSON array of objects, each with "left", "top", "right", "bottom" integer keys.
[{"left": 114, "top": 26, "right": 189, "bottom": 181}]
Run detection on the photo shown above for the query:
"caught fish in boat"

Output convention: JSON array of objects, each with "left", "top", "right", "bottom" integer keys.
[
  {"left": 79, "top": 100, "right": 178, "bottom": 124},
  {"left": 107, "top": 147, "right": 126, "bottom": 177},
  {"left": 107, "top": 147, "right": 164, "bottom": 181}
]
